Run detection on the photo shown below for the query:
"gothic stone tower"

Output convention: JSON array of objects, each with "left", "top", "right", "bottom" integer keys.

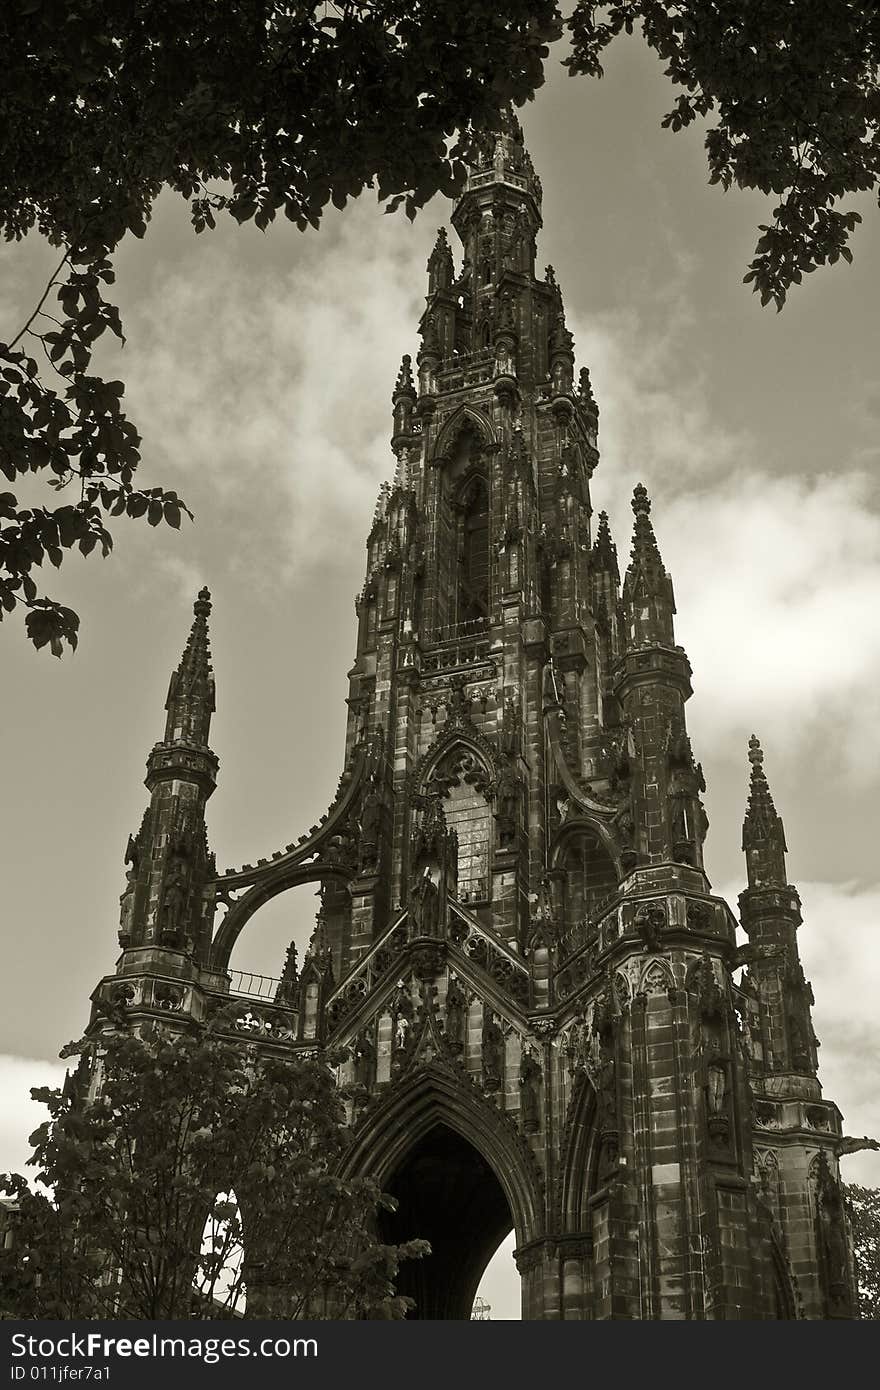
[{"left": 91, "top": 114, "right": 860, "bottom": 1320}]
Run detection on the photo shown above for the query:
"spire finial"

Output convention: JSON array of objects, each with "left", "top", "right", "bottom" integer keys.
[
  {"left": 591, "top": 510, "right": 619, "bottom": 580},
  {"left": 628, "top": 484, "right": 665, "bottom": 569},
  {"left": 742, "top": 735, "right": 787, "bottom": 879},
  {"left": 632, "top": 483, "right": 651, "bottom": 517},
  {"left": 393, "top": 353, "right": 416, "bottom": 399},
  {"left": 427, "top": 227, "right": 454, "bottom": 292},
  {"left": 161, "top": 587, "right": 216, "bottom": 747},
  {"left": 629, "top": 485, "right": 663, "bottom": 564},
  {"left": 622, "top": 484, "right": 676, "bottom": 646},
  {"left": 745, "top": 734, "right": 777, "bottom": 815},
  {"left": 578, "top": 366, "right": 598, "bottom": 416}
]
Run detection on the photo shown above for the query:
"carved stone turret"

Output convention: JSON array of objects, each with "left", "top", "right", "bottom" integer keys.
[
  {"left": 117, "top": 592, "right": 219, "bottom": 966},
  {"left": 739, "top": 737, "right": 817, "bottom": 1080}
]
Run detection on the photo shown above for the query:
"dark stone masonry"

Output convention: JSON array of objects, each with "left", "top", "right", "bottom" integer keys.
[{"left": 92, "top": 114, "right": 859, "bottom": 1319}]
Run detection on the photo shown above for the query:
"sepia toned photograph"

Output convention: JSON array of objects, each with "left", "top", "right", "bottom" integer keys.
[{"left": 1, "top": 2, "right": 878, "bottom": 1342}]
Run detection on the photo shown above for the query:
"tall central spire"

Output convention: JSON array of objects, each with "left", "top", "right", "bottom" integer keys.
[{"left": 458, "top": 107, "right": 543, "bottom": 210}]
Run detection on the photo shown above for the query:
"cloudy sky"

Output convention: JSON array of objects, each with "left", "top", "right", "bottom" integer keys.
[{"left": 2, "top": 32, "right": 879, "bottom": 1317}]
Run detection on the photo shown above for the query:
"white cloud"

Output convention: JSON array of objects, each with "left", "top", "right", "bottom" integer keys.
[
  {"left": 119, "top": 199, "right": 438, "bottom": 585},
  {"left": 0, "top": 1055, "right": 68, "bottom": 1184},
  {"left": 571, "top": 281, "right": 745, "bottom": 506},
  {"left": 661, "top": 471, "right": 880, "bottom": 771}
]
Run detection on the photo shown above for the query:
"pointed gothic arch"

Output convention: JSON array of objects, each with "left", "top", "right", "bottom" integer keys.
[
  {"left": 417, "top": 734, "right": 495, "bottom": 905},
  {"left": 430, "top": 403, "right": 496, "bottom": 467},
  {"left": 340, "top": 1065, "right": 543, "bottom": 1317},
  {"left": 211, "top": 863, "right": 353, "bottom": 972},
  {"left": 340, "top": 1062, "right": 544, "bottom": 1248},
  {"left": 427, "top": 407, "right": 497, "bottom": 633}
]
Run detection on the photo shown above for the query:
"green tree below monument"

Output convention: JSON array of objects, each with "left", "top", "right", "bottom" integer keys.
[
  {"left": 846, "top": 1183, "right": 880, "bottom": 1320},
  {"left": 0, "top": 1016, "right": 426, "bottom": 1319}
]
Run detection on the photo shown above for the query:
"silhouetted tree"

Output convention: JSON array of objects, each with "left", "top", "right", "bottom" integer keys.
[
  {"left": 846, "top": 1183, "right": 880, "bottom": 1319},
  {"left": 0, "top": 1018, "right": 426, "bottom": 1318}
]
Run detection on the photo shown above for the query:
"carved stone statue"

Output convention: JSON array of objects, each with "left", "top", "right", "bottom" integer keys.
[
  {"left": 351, "top": 1032, "right": 375, "bottom": 1090},
  {"left": 500, "top": 696, "right": 520, "bottom": 759},
  {"left": 634, "top": 904, "right": 665, "bottom": 952},
  {"left": 482, "top": 1014, "right": 505, "bottom": 1093},
  {"left": 359, "top": 779, "right": 383, "bottom": 872},
  {"left": 706, "top": 1047, "right": 727, "bottom": 1116},
  {"left": 494, "top": 764, "right": 520, "bottom": 849},
  {"left": 444, "top": 976, "right": 467, "bottom": 1055},
  {"left": 668, "top": 769, "right": 692, "bottom": 858},
  {"left": 534, "top": 874, "right": 555, "bottom": 929},
  {"left": 159, "top": 850, "right": 189, "bottom": 947},
  {"left": 702, "top": 1033, "right": 731, "bottom": 1150},
  {"left": 410, "top": 870, "right": 440, "bottom": 937},
  {"left": 519, "top": 1051, "right": 542, "bottom": 1134},
  {"left": 542, "top": 660, "right": 560, "bottom": 709},
  {"left": 391, "top": 984, "right": 415, "bottom": 1066},
  {"left": 118, "top": 866, "right": 137, "bottom": 948}
]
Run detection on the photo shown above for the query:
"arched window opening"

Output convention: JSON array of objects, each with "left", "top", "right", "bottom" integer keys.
[
  {"left": 481, "top": 319, "right": 491, "bottom": 347},
  {"left": 379, "top": 1124, "right": 514, "bottom": 1319},
  {"left": 457, "top": 475, "right": 489, "bottom": 624},
  {"left": 481, "top": 260, "right": 492, "bottom": 287},
  {"left": 428, "top": 743, "right": 491, "bottom": 904},
  {"left": 560, "top": 828, "right": 618, "bottom": 930},
  {"left": 445, "top": 778, "right": 490, "bottom": 904}
]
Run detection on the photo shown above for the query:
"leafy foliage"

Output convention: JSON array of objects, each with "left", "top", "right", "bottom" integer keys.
[
  {"left": 0, "top": 1, "right": 561, "bottom": 653},
  {"left": 846, "top": 1183, "right": 880, "bottom": 1320},
  {"left": 0, "top": 1019, "right": 427, "bottom": 1319},
  {"left": 567, "top": 2, "right": 880, "bottom": 308}
]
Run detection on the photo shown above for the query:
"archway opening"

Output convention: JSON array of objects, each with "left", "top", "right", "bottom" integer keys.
[
  {"left": 474, "top": 1231, "right": 520, "bottom": 1319},
  {"left": 225, "top": 883, "right": 321, "bottom": 998},
  {"left": 380, "top": 1123, "right": 515, "bottom": 1319}
]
